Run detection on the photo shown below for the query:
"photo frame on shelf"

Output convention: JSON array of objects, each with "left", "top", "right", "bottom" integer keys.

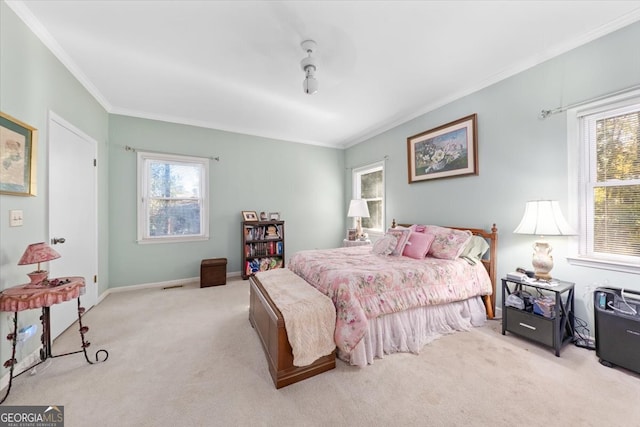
[
  {"left": 259, "top": 211, "right": 267, "bottom": 221},
  {"left": 347, "top": 228, "right": 357, "bottom": 241},
  {"left": 242, "top": 211, "right": 258, "bottom": 221},
  {"left": 407, "top": 113, "right": 477, "bottom": 184},
  {"left": 0, "top": 112, "right": 38, "bottom": 196},
  {"left": 269, "top": 212, "right": 280, "bottom": 220}
]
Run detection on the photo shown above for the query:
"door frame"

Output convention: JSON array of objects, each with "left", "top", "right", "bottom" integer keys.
[{"left": 47, "top": 111, "right": 99, "bottom": 335}]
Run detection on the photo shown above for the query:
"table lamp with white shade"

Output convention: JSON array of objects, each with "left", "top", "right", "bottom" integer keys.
[
  {"left": 513, "top": 200, "right": 575, "bottom": 281},
  {"left": 347, "top": 199, "right": 370, "bottom": 240}
]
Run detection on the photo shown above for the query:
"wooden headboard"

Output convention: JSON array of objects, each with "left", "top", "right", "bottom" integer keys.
[{"left": 392, "top": 220, "right": 498, "bottom": 319}]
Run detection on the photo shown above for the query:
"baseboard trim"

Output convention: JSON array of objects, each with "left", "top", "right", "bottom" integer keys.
[{"left": 97, "top": 271, "right": 242, "bottom": 303}]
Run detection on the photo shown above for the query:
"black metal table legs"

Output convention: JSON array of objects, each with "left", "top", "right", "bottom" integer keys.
[{"left": 1, "top": 298, "right": 108, "bottom": 404}]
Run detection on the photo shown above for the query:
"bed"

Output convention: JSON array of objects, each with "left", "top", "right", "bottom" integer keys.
[{"left": 287, "top": 221, "right": 498, "bottom": 367}]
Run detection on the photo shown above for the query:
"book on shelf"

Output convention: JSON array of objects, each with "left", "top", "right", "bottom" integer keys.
[{"left": 246, "top": 257, "right": 283, "bottom": 276}]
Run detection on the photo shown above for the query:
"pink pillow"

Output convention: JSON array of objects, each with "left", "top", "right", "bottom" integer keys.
[
  {"left": 403, "top": 231, "right": 435, "bottom": 259},
  {"left": 410, "top": 224, "right": 427, "bottom": 233},
  {"left": 385, "top": 228, "right": 412, "bottom": 256},
  {"left": 424, "top": 225, "right": 472, "bottom": 260}
]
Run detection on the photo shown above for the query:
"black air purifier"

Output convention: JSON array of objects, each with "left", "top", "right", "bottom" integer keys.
[{"left": 594, "top": 287, "right": 640, "bottom": 375}]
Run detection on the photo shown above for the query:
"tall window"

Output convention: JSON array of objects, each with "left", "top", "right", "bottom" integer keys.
[
  {"left": 568, "top": 92, "right": 640, "bottom": 272},
  {"left": 353, "top": 161, "right": 385, "bottom": 233},
  {"left": 137, "top": 152, "right": 209, "bottom": 243}
]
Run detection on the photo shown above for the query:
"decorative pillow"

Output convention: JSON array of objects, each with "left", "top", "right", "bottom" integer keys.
[
  {"left": 409, "top": 224, "right": 428, "bottom": 233},
  {"left": 459, "top": 236, "right": 490, "bottom": 261},
  {"left": 424, "top": 225, "right": 472, "bottom": 260},
  {"left": 402, "top": 231, "right": 435, "bottom": 259},
  {"left": 385, "top": 228, "right": 412, "bottom": 256},
  {"left": 371, "top": 234, "right": 398, "bottom": 256}
]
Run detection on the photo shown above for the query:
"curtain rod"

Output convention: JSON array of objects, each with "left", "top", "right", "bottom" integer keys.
[
  {"left": 124, "top": 145, "right": 219, "bottom": 161},
  {"left": 539, "top": 84, "right": 640, "bottom": 119}
]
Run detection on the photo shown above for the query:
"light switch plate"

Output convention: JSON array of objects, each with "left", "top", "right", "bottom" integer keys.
[{"left": 9, "top": 210, "right": 23, "bottom": 227}]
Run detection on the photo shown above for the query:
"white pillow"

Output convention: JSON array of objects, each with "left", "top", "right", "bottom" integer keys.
[{"left": 371, "top": 234, "right": 398, "bottom": 255}]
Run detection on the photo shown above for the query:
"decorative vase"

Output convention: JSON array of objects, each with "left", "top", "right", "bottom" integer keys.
[
  {"left": 27, "top": 270, "right": 48, "bottom": 285},
  {"left": 531, "top": 240, "right": 553, "bottom": 280}
]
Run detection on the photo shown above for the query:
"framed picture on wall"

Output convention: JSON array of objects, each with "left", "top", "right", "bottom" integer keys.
[
  {"left": 407, "top": 113, "right": 478, "bottom": 184},
  {"left": 0, "top": 112, "right": 38, "bottom": 196}
]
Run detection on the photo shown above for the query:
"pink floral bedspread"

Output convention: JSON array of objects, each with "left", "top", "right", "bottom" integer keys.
[{"left": 288, "top": 246, "right": 492, "bottom": 355}]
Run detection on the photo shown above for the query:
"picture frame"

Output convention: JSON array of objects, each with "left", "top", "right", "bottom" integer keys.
[
  {"left": 347, "top": 228, "right": 357, "bottom": 241},
  {"left": 407, "top": 113, "right": 478, "bottom": 184},
  {"left": 269, "top": 212, "right": 280, "bottom": 220},
  {"left": 242, "top": 211, "right": 258, "bottom": 221},
  {"left": 0, "top": 112, "right": 38, "bottom": 196}
]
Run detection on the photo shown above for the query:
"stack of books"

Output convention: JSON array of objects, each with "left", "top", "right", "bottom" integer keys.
[{"left": 533, "top": 296, "right": 556, "bottom": 318}]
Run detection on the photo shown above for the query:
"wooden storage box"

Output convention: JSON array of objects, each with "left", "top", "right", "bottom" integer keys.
[
  {"left": 200, "top": 258, "right": 227, "bottom": 287},
  {"left": 249, "top": 275, "right": 336, "bottom": 388}
]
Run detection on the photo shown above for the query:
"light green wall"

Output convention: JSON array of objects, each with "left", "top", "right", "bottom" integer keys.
[
  {"left": 2, "top": 0, "right": 639, "bottom": 376},
  {"left": 0, "top": 3, "right": 109, "bottom": 377},
  {"left": 107, "top": 116, "right": 345, "bottom": 287},
  {"left": 345, "top": 21, "right": 640, "bottom": 328}
]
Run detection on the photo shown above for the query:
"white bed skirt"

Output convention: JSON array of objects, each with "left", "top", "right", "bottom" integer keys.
[{"left": 341, "top": 296, "right": 487, "bottom": 367}]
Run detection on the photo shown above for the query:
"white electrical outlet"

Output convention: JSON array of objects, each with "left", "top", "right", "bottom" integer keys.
[{"left": 9, "top": 210, "right": 23, "bottom": 227}]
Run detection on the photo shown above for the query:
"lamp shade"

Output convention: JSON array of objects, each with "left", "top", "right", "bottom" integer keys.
[
  {"left": 514, "top": 200, "right": 575, "bottom": 236},
  {"left": 347, "top": 199, "right": 370, "bottom": 218},
  {"left": 18, "top": 242, "right": 61, "bottom": 267}
]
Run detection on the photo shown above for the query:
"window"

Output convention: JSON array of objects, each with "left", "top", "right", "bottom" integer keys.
[
  {"left": 352, "top": 161, "right": 385, "bottom": 233},
  {"left": 137, "top": 152, "right": 209, "bottom": 243},
  {"left": 568, "top": 91, "right": 640, "bottom": 273}
]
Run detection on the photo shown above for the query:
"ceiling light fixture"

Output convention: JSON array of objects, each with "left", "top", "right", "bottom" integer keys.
[{"left": 300, "top": 40, "right": 318, "bottom": 95}]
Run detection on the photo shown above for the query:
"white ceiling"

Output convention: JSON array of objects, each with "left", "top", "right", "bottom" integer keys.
[{"left": 8, "top": 1, "right": 640, "bottom": 148}]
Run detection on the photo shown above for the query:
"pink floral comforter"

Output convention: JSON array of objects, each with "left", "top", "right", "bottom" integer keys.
[{"left": 288, "top": 246, "right": 492, "bottom": 355}]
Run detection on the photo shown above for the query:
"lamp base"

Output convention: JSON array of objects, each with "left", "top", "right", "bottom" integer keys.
[
  {"left": 355, "top": 217, "right": 364, "bottom": 240},
  {"left": 27, "top": 270, "right": 49, "bottom": 285},
  {"left": 534, "top": 272, "right": 552, "bottom": 281},
  {"left": 531, "top": 239, "right": 554, "bottom": 281}
]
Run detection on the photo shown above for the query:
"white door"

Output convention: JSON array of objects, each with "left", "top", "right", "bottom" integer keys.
[{"left": 48, "top": 113, "right": 98, "bottom": 339}]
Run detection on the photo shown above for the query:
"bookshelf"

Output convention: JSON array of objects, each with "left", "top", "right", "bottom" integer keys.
[{"left": 241, "top": 220, "right": 285, "bottom": 279}]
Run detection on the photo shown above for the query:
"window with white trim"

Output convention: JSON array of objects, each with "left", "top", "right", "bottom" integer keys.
[
  {"left": 352, "top": 161, "right": 385, "bottom": 233},
  {"left": 137, "top": 152, "right": 209, "bottom": 243},
  {"left": 568, "top": 92, "right": 640, "bottom": 272}
]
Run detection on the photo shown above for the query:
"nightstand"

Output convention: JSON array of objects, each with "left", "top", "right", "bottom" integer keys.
[
  {"left": 501, "top": 277, "right": 575, "bottom": 357},
  {"left": 343, "top": 239, "right": 371, "bottom": 247}
]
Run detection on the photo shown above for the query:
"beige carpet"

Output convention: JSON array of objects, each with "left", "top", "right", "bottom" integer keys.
[{"left": 2, "top": 277, "right": 639, "bottom": 426}]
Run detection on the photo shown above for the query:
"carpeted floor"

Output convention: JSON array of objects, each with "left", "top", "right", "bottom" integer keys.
[{"left": 2, "top": 277, "right": 639, "bottom": 426}]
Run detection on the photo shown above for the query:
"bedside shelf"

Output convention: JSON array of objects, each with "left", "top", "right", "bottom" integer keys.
[{"left": 501, "top": 277, "right": 575, "bottom": 357}]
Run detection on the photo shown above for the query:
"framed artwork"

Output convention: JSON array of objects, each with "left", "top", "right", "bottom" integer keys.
[
  {"left": 347, "top": 228, "right": 357, "bottom": 241},
  {"left": 242, "top": 211, "right": 258, "bottom": 221},
  {"left": 269, "top": 212, "right": 280, "bottom": 220},
  {"left": 407, "top": 113, "right": 477, "bottom": 184},
  {"left": 0, "top": 112, "right": 38, "bottom": 196}
]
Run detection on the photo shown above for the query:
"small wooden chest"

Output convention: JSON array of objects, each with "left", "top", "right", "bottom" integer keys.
[{"left": 200, "top": 258, "right": 227, "bottom": 287}]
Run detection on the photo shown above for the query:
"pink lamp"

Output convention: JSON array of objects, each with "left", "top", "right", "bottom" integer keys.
[{"left": 18, "top": 242, "right": 61, "bottom": 285}]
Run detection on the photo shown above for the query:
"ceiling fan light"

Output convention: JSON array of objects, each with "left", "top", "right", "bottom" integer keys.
[
  {"left": 303, "top": 76, "right": 318, "bottom": 95},
  {"left": 300, "top": 39, "right": 318, "bottom": 95}
]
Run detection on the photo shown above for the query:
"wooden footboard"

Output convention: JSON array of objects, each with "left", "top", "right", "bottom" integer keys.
[{"left": 248, "top": 276, "right": 336, "bottom": 388}]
